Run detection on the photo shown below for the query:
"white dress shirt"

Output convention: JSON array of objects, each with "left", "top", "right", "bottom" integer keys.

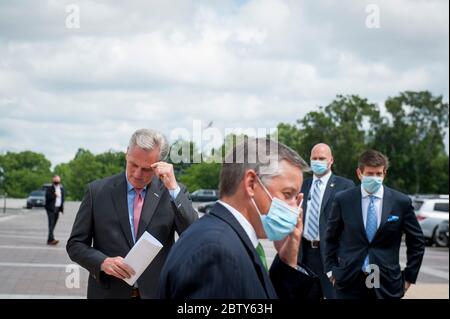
[
  {"left": 361, "top": 185, "right": 384, "bottom": 229},
  {"left": 303, "top": 170, "right": 332, "bottom": 241},
  {"left": 217, "top": 200, "right": 259, "bottom": 248},
  {"left": 54, "top": 185, "right": 62, "bottom": 208}
]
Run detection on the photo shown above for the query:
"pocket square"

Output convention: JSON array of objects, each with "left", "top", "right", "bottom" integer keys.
[{"left": 387, "top": 215, "right": 400, "bottom": 222}]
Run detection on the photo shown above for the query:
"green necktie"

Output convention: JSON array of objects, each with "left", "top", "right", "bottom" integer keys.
[{"left": 256, "top": 242, "right": 268, "bottom": 272}]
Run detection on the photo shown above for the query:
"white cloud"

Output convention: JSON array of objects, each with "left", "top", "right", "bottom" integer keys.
[{"left": 0, "top": 0, "right": 448, "bottom": 165}]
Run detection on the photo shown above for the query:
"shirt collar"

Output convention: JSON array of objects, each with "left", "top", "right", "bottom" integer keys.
[
  {"left": 361, "top": 184, "right": 384, "bottom": 199},
  {"left": 218, "top": 200, "right": 259, "bottom": 248},
  {"left": 313, "top": 170, "right": 332, "bottom": 185}
]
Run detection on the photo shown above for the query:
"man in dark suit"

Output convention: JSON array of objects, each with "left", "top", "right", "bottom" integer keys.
[
  {"left": 299, "top": 143, "right": 354, "bottom": 299},
  {"left": 67, "top": 129, "right": 198, "bottom": 299},
  {"left": 159, "top": 138, "right": 322, "bottom": 299},
  {"left": 45, "top": 175, "right": 65, "bottom": 245},
  {"left": 324, "top": 150, "right": 425, "bottom": 299}
]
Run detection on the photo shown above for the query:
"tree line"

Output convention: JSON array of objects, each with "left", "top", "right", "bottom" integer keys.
[{"left": 0, "top": 91, "right": 448, "bottom": 200}]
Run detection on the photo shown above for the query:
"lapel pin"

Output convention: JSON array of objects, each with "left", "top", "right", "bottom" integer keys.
[{"left": 330, "top": 183, "right": 335, "bottom": 188}]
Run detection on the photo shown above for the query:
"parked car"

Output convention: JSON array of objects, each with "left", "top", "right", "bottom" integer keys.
[
  {"left": 26, "top": 190, "right": 46, "bottom": 209},
  {"left": 190, "top": 189, "right": 219, "bottom": 202},
  {"left": 41, "top": 183, "right": 52, "bottom": 192},
  {"left": 197, "top": 201, "right": 217, "bottom": 214},
  {"left": 435, "top": 220, "right": 449, "bottom": 247},
  {"left": 414, "top": 195, "right": 449, "bottom": 247}
]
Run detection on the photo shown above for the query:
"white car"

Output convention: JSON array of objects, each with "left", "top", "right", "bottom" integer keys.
[{"left": 414, "top": 195, "right": 449, "bottom": 247}]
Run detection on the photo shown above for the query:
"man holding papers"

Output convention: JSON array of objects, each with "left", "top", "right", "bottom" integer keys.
[
  {"left": 67, "top": 129, "right": 198, "bottom": 299},
  {"left": 159, "top": 137, "right": 322, "bottom": 299}
]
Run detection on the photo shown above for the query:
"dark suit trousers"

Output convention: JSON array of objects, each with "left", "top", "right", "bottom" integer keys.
[
  {"left": 301, "top": 239, "right": 336, "bottom": 299},
  {"left": 46, "top": 208, "right": 59, "bottom": 242},
  {"left": 336, "top": 272, "right": 377, "bottom": 300}
]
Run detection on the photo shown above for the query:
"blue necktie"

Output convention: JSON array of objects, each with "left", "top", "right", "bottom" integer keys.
[
  {"left": 363, "top": 195, "right": 378, "bottom": 272},
  {"left": 306, "top": 179, "right": 322, "bottom": 240}
]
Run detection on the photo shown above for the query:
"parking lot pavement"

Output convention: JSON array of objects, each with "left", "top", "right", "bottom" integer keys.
[
  {"left": 0, "top": 203, "right": 88, "bottom": 299},
  {"left": 0, "top": 202, "right": 448, "bottom": 299}
]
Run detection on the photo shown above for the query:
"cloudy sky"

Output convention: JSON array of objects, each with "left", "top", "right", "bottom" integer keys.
[{"left": 0, "top": 0, "right": 448, "bottom": 166}]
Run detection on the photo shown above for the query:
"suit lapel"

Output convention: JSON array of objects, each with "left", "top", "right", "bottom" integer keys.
[
  {"left": 354, "top": 188, "right": 368, "bottom": 241},
  {"left": 211, "top": 203, "right": 275, "bottom": 298},
  {"left": 136, "top": 176, "right": 163, "bottom": 240},
  {"left": 375, "top": 186, "right": 393, "bottom": 238},
  {"left": 320, "top": 174, "right": 336, "bottom": 215},
  {"left": 301, "top": 179, "right": 313, "bottom": 223},
  {"left": 110, "top": 173, "right": 134, "bottom": 248}
]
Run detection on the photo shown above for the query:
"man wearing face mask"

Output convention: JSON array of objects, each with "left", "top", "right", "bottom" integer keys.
[
  {"left": 299, "top": 143, "right": 354, "bottom": 299},
  {"left": 324, "top": 150, "right": 425, "bottom": 299},
  {"left": 159, "top": 137, "right": 323, "bottom": 299},
  {"left": 45, "top": 175, "right": 65, "bottom": 245}
]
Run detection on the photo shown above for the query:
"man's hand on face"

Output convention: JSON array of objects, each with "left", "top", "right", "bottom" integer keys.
[
  {"left": 274, "top": 193, "right": 304, "bottom": 269},
  {"left": 101, "top": 257, "right": 135, "bottom": 280},
  {"left": 151, "top": 162, "right": 178, "bottom": 190}
]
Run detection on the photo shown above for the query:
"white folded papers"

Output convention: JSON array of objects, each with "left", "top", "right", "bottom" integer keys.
[{"left": 123, "top": 231, "right": 163, "bottom": 286}]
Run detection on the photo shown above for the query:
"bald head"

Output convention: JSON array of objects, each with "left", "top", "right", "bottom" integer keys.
[
  {"left": 310, "top": 143, "right": 334, "bottom": 176},
  {"left": 311, "top": 143, "right": 332, "bottom": 159}
]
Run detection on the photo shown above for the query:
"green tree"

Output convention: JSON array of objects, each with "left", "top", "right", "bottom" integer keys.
[
  {"left": 178, "top": 162, "right": 221, "bottom": 192},
  {"left": 0, "top": 151, "right": 52, "bottom": 197},
  {"left": 175, "top": 136, "right": 238, "bottom": 192},
  {"left": 55, "top": 149, "right": 126, "bottom": 200},
  {"left": 96, "top": 151, "right": 126, "bottom": 177},
  {"left": 0, "top": 165, "right": 5, "bottom": 193},
  {"left": 371, "top": 91, "right": 449, "bottom": 194},
  {"left": 278, "top": 95, "right": 381, "bottom": 182},
  {"left": 62, "top": 149, "right": 101, "bottom": 200}
]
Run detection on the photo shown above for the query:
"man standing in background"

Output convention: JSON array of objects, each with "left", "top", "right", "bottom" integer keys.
[
  {"left": 45, "top": 175, "right": 64, "bottom": 245},
  {"left": 299, "top": 143, "right": 354, "bottom": 299},
  {"left": 324, "top": 150, "right": 425, "bottom": 299}
]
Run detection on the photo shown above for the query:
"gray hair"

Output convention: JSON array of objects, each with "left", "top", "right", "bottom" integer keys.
[
  {"left": 219, "top": 137, "right": 310, "bottom": 197},
  {"left": 128, "top": 129, "right": 169, "bottom": 160}
]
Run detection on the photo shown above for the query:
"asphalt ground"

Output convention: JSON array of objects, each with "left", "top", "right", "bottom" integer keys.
[{"left": 0, "top": 201, "right": 447, "bottom": 299}]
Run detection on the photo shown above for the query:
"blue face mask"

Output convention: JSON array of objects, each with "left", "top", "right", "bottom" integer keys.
[
  {"left": 310, "top": 160, "right": 329, "bottom": 175},
  {"left": 362, "top": 176, "right": 383, "bottom": 194},
  {"left": 251, "top": 177, "right": 300, "bottom": 241}
]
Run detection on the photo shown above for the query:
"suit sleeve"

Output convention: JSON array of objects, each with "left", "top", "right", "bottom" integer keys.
[
  {"left": 66, "top": 185, "right": 108, "bottom": 282},
  {"left": 270, "top": 255, "right": 323, "bottom": 300},
  {"left": 346, "top": 179, "right": 355, "bottom": 188},
  {"left": 324, "top": 197, "right": 344, "bottom": 274},
  {"left": 60, "top": 187, "right": 64, "bottom": 212},
  {"left": 159, "top": 242, "right": 242, "bottom": 298},
  {"left": 171, "top": 184, "right": 198, "bottom": 234},
  {"left": 45, "top": 187, "right": 55, "bottom": 208},
  {"left": 402, "top": 197, "right": 425, "bottom": 284}
]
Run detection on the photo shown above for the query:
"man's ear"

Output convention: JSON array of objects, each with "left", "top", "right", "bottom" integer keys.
[
  {"left": 356, "top": 168, "right": 363, "bottom": 181},
  {"left": 244, "top": 170, "right": 258, "bottom": 197}
]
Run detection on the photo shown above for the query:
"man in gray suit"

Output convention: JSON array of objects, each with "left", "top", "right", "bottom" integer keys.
[{"left": 67, "top": 129, "right": 198, "bottom": 299}]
